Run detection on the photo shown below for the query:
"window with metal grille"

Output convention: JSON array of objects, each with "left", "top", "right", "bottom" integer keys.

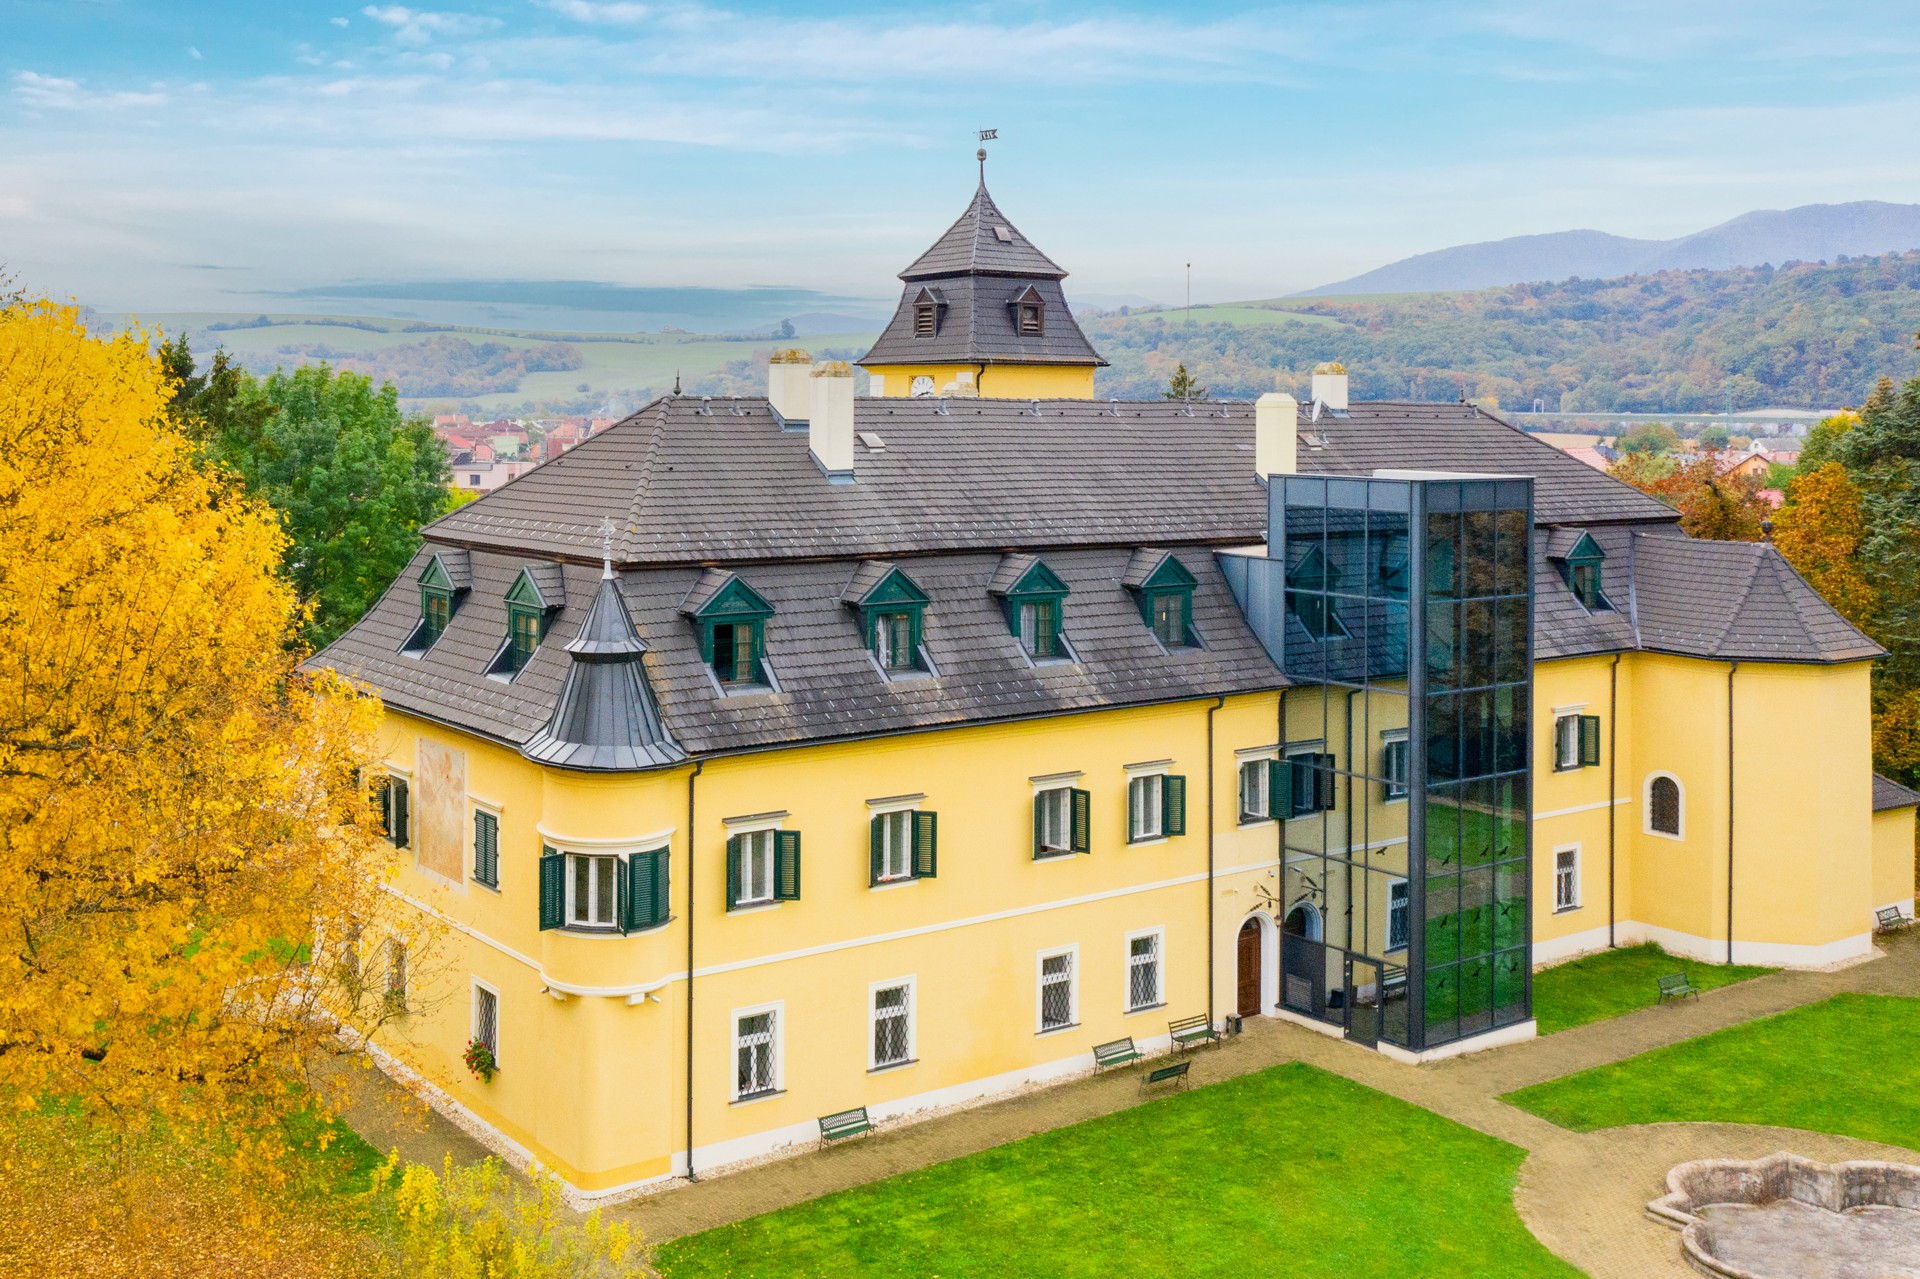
[
  {"left": 1036, "top": 787, "right": 1073, "bottom": 854},
  {"left": 734, "top": 1010, "right": 777, "bottom": 1099},
  {"left": 1554, "top": 848, "right": 1580, "bottom": 911},
  {"left": 385, "top": 939, "right": 408, "bottom": 1013},
  {"left": 473, "top": 984, "right": 498, "bottom": 1060},
  {"left": 876, "top": 810, "right": 912, "bottom": 883},
  {"left": 1019, "top": 599, "right": 1060, "bottom": 659},
  {"left": 1239, "top": 758, "right": 1271, "bottom": 823},
  {"left": 871, "top": 983, "right": 911, "bottom": 1068},
  {"left": 733, "top": 830, "right": 775, "bottom": 906},
  {"left": 566, "top": 852, "right": 619, "bottom": 928},
  {"left": 1388, "top": 879, "right": 1410, "bottom": 950},
  {"left": 472, "top": 809, "right": 499, "bottom": 888},
  {"left": 1039, "top": 950, "right": 1075, "bottom": 1031},
  {"left": 1649, "top": 775, "right": 1682, "bottom": 836},
  {"left": 1129, "top": 775, "right": 1164, "bottom": 841},
  {"left": 1127, "top": 934, "right": 1161, "bottom": 1011}
]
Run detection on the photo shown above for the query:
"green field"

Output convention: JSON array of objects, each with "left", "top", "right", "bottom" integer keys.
[
  {"left": 654, "top": 1063, "right": 1578, "bottom": 1279},
  {"left": 1505, "top": 993, "right": 1920, "bottom": 1149},
  {"left": 1099, "top": 303, "right": 1349, "bottom": 329},
  {"left": 1530, "top": 943, "right": 1773, "bottom": 1035}
]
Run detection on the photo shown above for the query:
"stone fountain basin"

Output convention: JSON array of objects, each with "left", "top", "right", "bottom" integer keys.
[{"left": 1648, "top": 1152, "right": 1920, "bottom": 1279}]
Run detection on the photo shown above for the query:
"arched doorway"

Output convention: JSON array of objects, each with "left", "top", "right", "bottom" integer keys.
[
  {"left": 1284, "top": 901, "right": 1323, "bottom": 942},
  {"left": 1280, "top": 901, "right": 1327, "bottom": 1018},
  {"left": 1235, "top": 918, "right": 1263, "bottom": 1017}
]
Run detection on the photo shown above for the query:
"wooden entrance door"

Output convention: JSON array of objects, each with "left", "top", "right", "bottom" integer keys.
[{"left": 1236, "top": 920, "right": 1262, "bottom": 1018}]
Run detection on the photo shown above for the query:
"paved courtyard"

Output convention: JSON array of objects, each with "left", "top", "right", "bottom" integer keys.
[{"left": 376, "top": 930, "right": 1920, "bottom": 1275}]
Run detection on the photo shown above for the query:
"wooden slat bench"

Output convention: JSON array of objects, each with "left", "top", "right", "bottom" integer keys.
[
  {"left": 1142, "top": 1060, "right": 1190, "bottom": 1091},
  {"left": 1656, "top": 972, "right": 1700, "bottom": 1003},
  {"left": 1168, "top": 1014, "right": 1221, "bottom": 1053},
  {"left": 1092, "top": 1037, "right": 1142, "bottom": 1070},
  {"left": 1877, "top": 906, "right": 1910, "bottom": 932},
  {"left": 818, "top": 1107, "right": 873, "bottom": 1144}
]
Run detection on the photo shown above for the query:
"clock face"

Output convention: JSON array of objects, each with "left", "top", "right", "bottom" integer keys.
[{"left": 910, "top": 376, "right": 935, "bottom": 397}]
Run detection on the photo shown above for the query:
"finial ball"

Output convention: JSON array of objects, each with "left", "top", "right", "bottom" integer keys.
[{"left": 977, "top": 147, "right": 987, "bottom": 162}]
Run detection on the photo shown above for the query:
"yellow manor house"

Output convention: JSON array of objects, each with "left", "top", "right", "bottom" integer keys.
[{"left": 315, "top": 179, "right": 1920, "bottom": 1203}]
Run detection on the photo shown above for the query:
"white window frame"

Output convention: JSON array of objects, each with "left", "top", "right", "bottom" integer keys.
[
  {"left": 1553, "top": 843, "right": 1582, "bottom": 912},
  {"left": 1553, "top": 714, "right": 1582, "bottom": 771},
  {"left": 1035, "top": 785, "right": 1075, "bottom": 855},
  {"left": 1125, "top": 928, "right": 1164, "bottom": 1013},
  {"left": 877, "top": 808, "right": 914, "bottom": 883},
  {"left": 563, "top": 850, "right": 622, "bottom": 929},
  {"left": 1035, "top": 944, "right": 1079, "bottom": 1034},
  {"left": 1126, "top": 762, "right": 1169, "bottom": 844},
  {"left": 1237, "top": 751, "right": 1276, "bottom": 825},
  {"left": 867, "top": 976, "right": 916, "bottom": 1071},
  {"left": 733, "top": 827, "right": 777, "bottom": 907},
  {"left": 730, "top": 1001, "right": 784, "bottom": 1102},
  {"left": 383, "top": 765, "right": 412, "bottom": 847},
  {"left": 471, "top": 976, "right": 500, "bottom": 1066},
  {"left": 1387, "top": 878, "right": 1410, "bottom": 952},
  {"left": 1644, "top": 771, "right": 1686, "bottom": 841},
  {"left": 1381, "top": 731, "right": 1410, "bottom": 802}
]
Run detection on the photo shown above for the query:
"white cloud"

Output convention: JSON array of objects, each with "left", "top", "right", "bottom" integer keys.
[
  {"left": 360, "top": 5, "right": 502, "bottom": 45},
  {"left": 12, "top": 70, "right": 168, "bottom": 111},
  {"left": 188, "top": 47, "right": 203, "bottom": 61},
  {"left": 537, "top": 0, "right": 652, "bottom": 23},
  {"left": 330, "top": 15, "right": 350, "bottom": 26}
]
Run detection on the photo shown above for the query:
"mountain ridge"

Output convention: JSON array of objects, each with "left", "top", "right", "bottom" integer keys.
[{"left": 1304, "top": 201, "right": 1920, "bottom": 296}]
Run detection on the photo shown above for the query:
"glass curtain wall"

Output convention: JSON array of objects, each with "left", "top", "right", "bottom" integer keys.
[{"left": 1265, "top": 474, "right": 1533, "bottom": 1053}]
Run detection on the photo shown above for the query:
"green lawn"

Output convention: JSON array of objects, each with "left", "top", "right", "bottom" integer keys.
[
  {"left": 1505, "top": 993, "right": 1920, "bottom": 1150},
  {"left": 654, "top": 1063, "right": 1579, "bottom": 1279},
  {"left": 1531, "top": 943, "right": 1774, "bottom": 1035}
]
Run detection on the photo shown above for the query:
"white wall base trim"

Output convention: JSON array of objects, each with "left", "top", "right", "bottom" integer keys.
[
  {"left": 1272, "top": 1007, "right": 1348, "bottom": 1040},
  {"left": 1620, "top": 920, "right": 1873, "bottom": 968},
  {"left": 1376, "top": 1018, "right": 1537, "bottom": 1064},
  {"left": 1532, "top": 923, "right": 1617, "bottom": 967}
]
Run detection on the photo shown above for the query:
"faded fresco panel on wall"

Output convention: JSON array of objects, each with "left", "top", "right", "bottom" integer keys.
[{"left": 415, "top": 737, "right": 467, "bottom": 884}]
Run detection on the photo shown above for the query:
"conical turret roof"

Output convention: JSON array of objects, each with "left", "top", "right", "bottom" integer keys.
[
  {"left": 900, "top": 182, "right": 1068, "bottom": 281},
  {"left": 521, "top": 569, "right": 684, "bottom": 770}
]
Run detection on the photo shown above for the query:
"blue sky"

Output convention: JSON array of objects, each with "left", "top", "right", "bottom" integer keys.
[{"left": 7, "top": 0, "right": 1920, "bottom": 314}]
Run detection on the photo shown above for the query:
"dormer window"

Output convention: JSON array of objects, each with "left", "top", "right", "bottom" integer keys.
[
  {"left": 1547, "top": 530, "right": 1610, "bottom": 611},
  {"left": 492, "top": 565, "right": 562, "bottom": 678},
  {"left": 404, "top": 550, "right": 469, "bottom": 654},
  {"left": 911, "top": 286, "right": 946, "bottom": 339},
  {"left": 990, "top": 556, "right": 1070, "bottom": 662},
  {"left": 682, "top": 570, "right": 777, "bottom": 691},
  {"left": 1008, "top": 284, "right": 1046, "bottom": 337},
  {"left": 1123, "top": 550, "right": 1199, "bottom": 650},
  {"left": 842, "top": 563, "right": 932, "bottom": 676}
]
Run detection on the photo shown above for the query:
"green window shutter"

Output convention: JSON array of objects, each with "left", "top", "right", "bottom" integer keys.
[
  {"left": 913, "top": 810, "right": 938, "bottom": 879},
  {"left": 473, "top": 811, "right": 498, "bottom": 885},
  {"left": 1163, "top": 775, "right": 1187, "bottom": 837},
  {"left": 616, "top": 854, "right": 632, "bottom": 935},
  {"left": 1316, "top": 754, "right": 1337, "bottom": 811},
  {"left": 725, "top": 834, "right": 742, "bottom": 911},
  {"left": 1269, "top": 758, "right": 1291, "bottom": 820},
  {"left": 1071, "top": 788, "right": 1092, "bottom": 853},
  {"left": 625, "top": 849, "right": 667, "bottom": 929},
  {"left": 869, "top": 815, "right": 885, "bottom": 886},
  {"left": 699, "top": 621, "right": 716, "bottom": 665},
  {"left": 393, "top": 779, "right": 410, "bottom": 849},
  {"left": 1032, "top": 794, "right": 1045, "bottom": 859},
  {"left": 1580, "top": 715, "right": 1602, "bottom": 767},
  {"left": 774, "top": 830, "right": 802, "bottom": 901},
  {"left": 538, "top": 847, "right": 564, "bottom": 930}
]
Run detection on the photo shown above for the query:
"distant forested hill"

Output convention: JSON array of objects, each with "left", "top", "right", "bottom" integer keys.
[{"left": 1086, "top": 252, "right": 1920, "bottom": 412}]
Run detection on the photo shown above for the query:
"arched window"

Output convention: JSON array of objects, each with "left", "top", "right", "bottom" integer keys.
[{"left": 1647, "top": 774, "right": 1683, "bottom": 838}]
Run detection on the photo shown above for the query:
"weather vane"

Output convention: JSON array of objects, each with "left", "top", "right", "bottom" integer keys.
[
  {"left": 599, "top": 515, "right": 616, "bottom": 578},
  {"left": 977, "top": 128, "right": 996, "bottom": 181}
]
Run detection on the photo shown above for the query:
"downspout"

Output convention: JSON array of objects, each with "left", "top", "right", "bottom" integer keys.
[
  {"left": 1607, "top": 653, "right": 1620, "bottom": 949},
  {"left": 1206, "top": 694, "right": 1225, "bottom": 1029},
  {"left": 1727, "top": 661, "right": 1739, "bottom": 965},
  {"left": 1345, "top": 687, "right": 1360, "bottom": 964},
  {"left": 683, "top": 758, "right": 704, "bottom": 1181}
]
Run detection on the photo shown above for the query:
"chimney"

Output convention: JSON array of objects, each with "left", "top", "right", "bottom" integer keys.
[
  {"left": 1310, "top": 361, "right": 1349, "bottom": 412},
  {"left": 808, "top": 360, "right": 855, "bottom": 478},
  {"left": 1255, "top": 392, "right": 1298, "bottom": 478},
  {"left": 768, "top": 347, "right": 813, "bottom": 424}
]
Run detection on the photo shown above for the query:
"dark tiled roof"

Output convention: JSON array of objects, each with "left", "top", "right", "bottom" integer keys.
[
  {"left": 1874, "top": 773, "right": 1920, "bottom": 812},
  {"left": 1627, "top": 534, "right": 1884, "bottom": 663},
  {"left": 429, "top": 547, "right": 471, "bottom": 590},
  {"left": 899, "top": 182, "right": 1067, "bottom": 280},
  {"left": 424, "top": 397, "right": 1677, "bottom": 567},
  {"left": 314, "top": 544, "right": 1286, "bottom": 759},
  {"left": 1122, "top": 548, "right": 1174, "bottom": 590},
  {"left": 838, "top": 561, "right": 895, "bottom": 606},
  {"left": 858, "top": 275, "right": 1106, "bottom": 369}
]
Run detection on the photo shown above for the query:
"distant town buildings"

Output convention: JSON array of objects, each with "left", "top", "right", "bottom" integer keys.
[{"left": 430, "top": 412, "right": 615, "bottom": 493}]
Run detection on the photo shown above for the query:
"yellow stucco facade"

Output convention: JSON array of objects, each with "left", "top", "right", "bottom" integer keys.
[
  {"left": 371, "top": 643, "right": 1903, "bottom": 1200},
  {"left": 864, "top": 363, "right": 1098, "bottom": 400}
]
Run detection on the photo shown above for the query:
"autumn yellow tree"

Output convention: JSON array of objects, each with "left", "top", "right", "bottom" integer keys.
[
  {"left": 0, "top": 300, "right": 433, "bottom": 1172},
  {"left": 1772, "top": 462, "right": 1875, "bottom": 631}
]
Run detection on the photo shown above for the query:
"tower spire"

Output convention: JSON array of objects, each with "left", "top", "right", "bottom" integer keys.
[
  {"left": 975, "top": 127, "right": 996, "bottom": 187},
  {"left": 599, "top": 515, "right": 616, "bottom": 579}
]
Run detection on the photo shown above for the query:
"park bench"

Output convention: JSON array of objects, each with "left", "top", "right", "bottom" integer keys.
[
  {"left": 818, "top": 1107, "right": 873, "bottom": 1145},
  {"left": 1876, "top": 906, "right": 1910, "bottom": 932},
  {"left": 1092, "top": 1037, "right": 1143, "bottom": 1070},
  {"left": 1142, "top": 1060, "right": 1190, "bottom": 1092},
  {"left": 1168, "top": 1014, "right": 1222, "bottom": 1053},
  {"left": 1656, "top": 972, "right": 1700, "bottom": 1004}
]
